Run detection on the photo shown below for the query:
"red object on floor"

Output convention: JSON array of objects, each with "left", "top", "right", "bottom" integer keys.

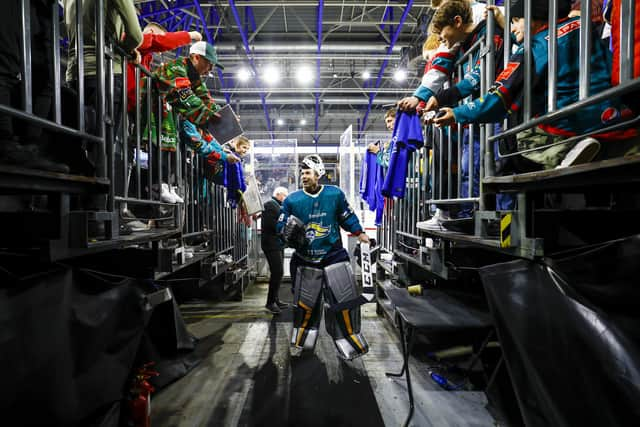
[{"left": 129, "top": 363, "right": 159, "bottom": 427}]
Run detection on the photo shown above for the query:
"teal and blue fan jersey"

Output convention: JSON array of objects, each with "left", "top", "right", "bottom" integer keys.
[
  {"left": 276, "top": 185, "right": 363, "bottom": 263},
  {"left": 453, "top": 17, "right": 634, "bottom": 138}
]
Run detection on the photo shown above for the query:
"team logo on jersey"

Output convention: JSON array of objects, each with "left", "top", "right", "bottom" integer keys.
[
  {"left": 544, "top": 20, "right": 581, "bottom": 41},
  {"left": 305, "top": 222, "right": 329, "bottom": 241},
  {"left": 178, "top": 87, "right": 194, "bottom": 102},
  {"left": 496, "top": 62, "right": 520, "bottom": 82},
  {"left": 557, "top": 20, "right": 580, "bottom": 38},
  {"left": 465, "top": 73, "right": 479, "bottom": 88}
]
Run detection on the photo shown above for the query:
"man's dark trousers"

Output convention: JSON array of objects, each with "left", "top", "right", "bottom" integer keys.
[
  {"left": 262, "top": 196, "right": 284, "bottom": 305},
  {"left": 264, "top": 249, "right": 284, "bottom": 305}
]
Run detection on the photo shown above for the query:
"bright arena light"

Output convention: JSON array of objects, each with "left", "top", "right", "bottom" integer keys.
[
  {"left": 300, "top": 119, "right": 307, "bottom": 125},
  {"left": 277, "top": 118, "right": 284, "bottom": 126},
  {"left": 263, "top": 65, "right": 280, "bottom": 84},
  {"left": 296, "top": 66, "right": 314, "bottom": 84},
  {"left": 237, "top": 68, "right": 251, "bottom": 82},
  {"left": 394, "top": 68, "right": 407, "bottom": 82},
  {"left": 362, "top": 70, "right": 371, "bottom": 80}
]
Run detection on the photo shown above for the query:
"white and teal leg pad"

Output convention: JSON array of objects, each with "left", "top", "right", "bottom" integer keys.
[
  {"left": 291, "top": 266, "right": 325, "bottom": 351},
  {"left": 323, "top": 261, "right": 370, "bottom": 360}
]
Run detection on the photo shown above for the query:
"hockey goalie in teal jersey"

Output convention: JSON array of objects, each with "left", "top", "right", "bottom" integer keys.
[{"left": 276, "top": 154, "right": 371, "bottom": 360}]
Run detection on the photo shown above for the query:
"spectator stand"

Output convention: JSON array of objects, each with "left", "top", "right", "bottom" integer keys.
[
  {"left": 0, "top": 0, "right": 251, "bottom": 296},
  {"left": 370, "top": 1, "right": 640, "bottom": 425}
]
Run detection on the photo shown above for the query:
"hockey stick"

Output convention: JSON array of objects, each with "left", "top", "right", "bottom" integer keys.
[{"left": 360, "top": 243, "right": 378, "bottom": 302}]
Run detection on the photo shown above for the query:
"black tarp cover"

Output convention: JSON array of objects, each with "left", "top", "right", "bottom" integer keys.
[
  {"left": 1, "top": 260, "right": 150, "bottom": 426},
  {"left": 136, "top": 295, "right": 198, "bottom": 390},
  {"left": 479, "top": 235, "right": 640, "bottom": 427}
]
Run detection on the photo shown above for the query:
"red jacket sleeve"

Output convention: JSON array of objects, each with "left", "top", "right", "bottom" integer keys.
[{"left": 148, "top": 31, "right": 192, "bottom": 53}]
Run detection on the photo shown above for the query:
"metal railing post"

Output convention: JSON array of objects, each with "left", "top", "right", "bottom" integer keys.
[
  {"left": 523, "top": 0, "right": 532, "bottom": 121},
  {"left": 122, "top": 54, "right": 129, "bottom": 200},
  {"left": 438, "top": 128, "right": 443, "bottom": 200},
  {"left": 484, "top": 2, "right": 496, "bottom": 188},
  {"left": 52, "top": 2, "right": 61, "bottom": 124},
  {"left": 20, "top": 0, "right": 32, "bottom": 114},
  {"left": 75, "top": 0, "right": 84, "bottom": 132},
  {"left": 107, "top": 48, "right": 115, "bottom": 212},
  {"left": 96, "top": 0, "right": 106, "bottom": 180},
  {"left": 146, "top": 77, "right": 153, "bottom": 200},
  {"left": 548, "top": 0, "right": 559, "bottom": 112},
  {"left": 156, "top": 94, "right": 163, "bottom": 197},
  {"left": 579, "top": 0, "right": 592, "bottom": 99},
  {"left": 135, "top": 68, "right": 142, "bottom": 199},
  {"left": 620, "top": 0, "right": 636, "bottom": 83},
  {"left": 468, "top": 124, "right": 474, "bottom": 200}
]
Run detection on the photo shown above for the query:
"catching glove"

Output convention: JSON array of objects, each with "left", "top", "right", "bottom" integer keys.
[{"left": 282, "top": 215, "right": 307, "bottom": 250}]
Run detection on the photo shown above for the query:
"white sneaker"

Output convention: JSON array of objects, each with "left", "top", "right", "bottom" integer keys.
[
  {"left": 127, "top": 220, "right": 150, "bottom": 232},
  {"left": 557, "top": 137, "right": 601, "bottom": 168},
  {"left": 417, "top": 216, "right": 445, "bottom": 231},
  {"left": 416, "top": 209, "right": 449, "bottom": 231},
  {"left": 170, "top": 186, "right": 184, "bottom": 203},
  {"left": 120, "top": 208, "right": 136, "bottom": 220},
  {"left": 160, "top": 183, "right": 177, "bottom": 203}
]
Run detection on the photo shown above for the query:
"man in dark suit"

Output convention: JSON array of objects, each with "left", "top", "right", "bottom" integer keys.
[{"left": 262, "top": 186, "right": 289, "bottom": 314}]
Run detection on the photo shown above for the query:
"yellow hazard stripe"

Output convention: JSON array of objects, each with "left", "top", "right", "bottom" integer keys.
[
  {"left": 500, "top": 213, "right": 512, "bottom": 248},
  {"left": 183, "top": 313, "right": 272, "bottom": 320}
]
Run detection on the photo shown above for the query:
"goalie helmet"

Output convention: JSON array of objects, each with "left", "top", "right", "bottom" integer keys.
[{"left": 301, "top": 154, "right": 325, "bottom": 178}]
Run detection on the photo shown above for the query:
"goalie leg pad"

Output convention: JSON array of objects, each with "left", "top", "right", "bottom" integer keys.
[
  {"left": 291, "top": 265, "right": 324, "bottom": 351},
  {"left": 323, "top": 261, "right": 369, "bottom": 360}
]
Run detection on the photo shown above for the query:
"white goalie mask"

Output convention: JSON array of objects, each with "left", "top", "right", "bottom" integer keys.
[{"left": 301, "top": 154, "right": 325, "bottom": 178}]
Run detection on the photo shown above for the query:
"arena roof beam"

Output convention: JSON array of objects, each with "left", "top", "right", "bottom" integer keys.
[
  {"left": 228, "top": 0, "right": 274, "bottom": 139},
  {"left": 315, "top": 0, "right": 324, "bottom": 147},
  {"left": 193, "top": 0, "right": 230, "bottom": 104},
  {"left": 359, "top": 1, "right": 414, "bottom": 135}
]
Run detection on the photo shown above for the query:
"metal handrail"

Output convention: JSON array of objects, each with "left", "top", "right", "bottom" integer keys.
[
  {"left": 495, "top": 115, "right": 640, "bottom": 159},
  {"left": 488, "top": 78, "right": 640, "bottom": 143},
  {"left": 0, "top": 104, "right": 104, "bottom": 144}
]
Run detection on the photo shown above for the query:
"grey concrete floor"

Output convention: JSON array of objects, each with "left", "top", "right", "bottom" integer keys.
[{"left": 151, "top": 281, "right": 497, "bottom": 427}]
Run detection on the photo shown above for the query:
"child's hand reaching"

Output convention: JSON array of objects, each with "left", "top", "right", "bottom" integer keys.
[
  {"left": 484, "top": 5, "right": 505, "bottom": 29},
  {"left": 227, "top": 154, "right": 241, "bottom": 164}
]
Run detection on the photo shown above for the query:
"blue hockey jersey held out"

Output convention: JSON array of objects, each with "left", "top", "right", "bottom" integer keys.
[
  {"left": 359, "top": 150, "right": 378, "bottom": 209},
  {"left": 360, "top": 149, "right": 386, "bottom": 225},
  {"left": 381, "top": 111, "right": 424, "bottom": 199},
  {"left": 226, "top": 162, "right": 246, "bottom": 208},
  {"left": 276, "top": 185, "right": 363, "bottom": 263},
  {"left": 211, "top": 160, "right": 246, "bottom": 208}
]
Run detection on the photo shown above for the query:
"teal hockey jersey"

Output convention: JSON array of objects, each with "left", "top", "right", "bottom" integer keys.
[{"left": 276, "top": 185, "right": 363, "bottom": 263}]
